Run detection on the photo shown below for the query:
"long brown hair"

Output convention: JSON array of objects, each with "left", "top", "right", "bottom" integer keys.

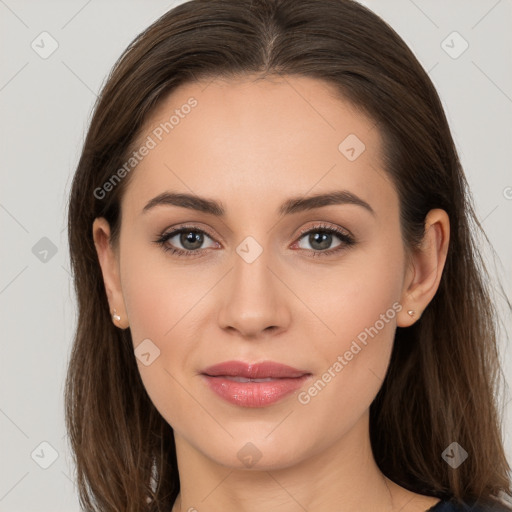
[{"left": 65, "top": 0, "right": 512, "bottom": 510}]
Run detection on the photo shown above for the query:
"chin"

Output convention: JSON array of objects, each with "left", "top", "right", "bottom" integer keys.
[{"left": 199, "top": 435, "right": 312, "bottom": 472}]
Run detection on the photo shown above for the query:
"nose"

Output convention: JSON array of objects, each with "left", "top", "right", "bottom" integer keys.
[{"left": 217, "top": 246, "right": 291, "bottom": 339}]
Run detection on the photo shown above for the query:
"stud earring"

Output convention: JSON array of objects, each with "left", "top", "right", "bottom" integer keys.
[
  {"left": 112, "top": 309, "right": 121, "bottom": 322},
  {"left": 407, "top": 310, "right": 415, "bottom": 317}
]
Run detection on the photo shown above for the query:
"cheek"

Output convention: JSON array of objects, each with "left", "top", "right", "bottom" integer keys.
[
  {"left": 297, "top": 240, "right": 404, "bottom": 348},
  {"left": 120, "top": 234, "right": 211, "bottom": 342},
  {"left": 118, "top": 241, "right": 215, "bottom": 427},
  {"left": 291, "top": 301, "right": 399, "bottom": 447},
  {"left": 294, "top": 243, "right": 404, "bottom": 411},
  {"left": 120, "top": 262, "right": 192, "bottom": 429}
]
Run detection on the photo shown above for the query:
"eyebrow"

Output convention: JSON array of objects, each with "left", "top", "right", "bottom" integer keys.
[{"left": 142, "top": 190, "right": 375, "bottom": 217}]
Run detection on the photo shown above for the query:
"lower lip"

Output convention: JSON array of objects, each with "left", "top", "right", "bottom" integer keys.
[{"left": 201, "top": 375, "right": 310, "bottom": 407}]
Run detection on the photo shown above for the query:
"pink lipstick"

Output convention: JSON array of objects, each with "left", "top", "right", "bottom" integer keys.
[{"left": 200, "top": 360, "right": 311, "bottom": 407}]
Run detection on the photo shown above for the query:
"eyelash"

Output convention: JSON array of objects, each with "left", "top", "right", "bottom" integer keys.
[{"left": 154, "top": 222, "right": 356, "bottom": 259}]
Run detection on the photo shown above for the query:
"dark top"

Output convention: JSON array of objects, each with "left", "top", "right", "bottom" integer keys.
[{"left": 427, "top": 499, "right": 512, "bottom": 511}]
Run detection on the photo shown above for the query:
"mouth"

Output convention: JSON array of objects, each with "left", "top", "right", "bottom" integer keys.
[
  {"left": 212, "top": 376, "right": 282, "bottom": 382},
  {"left": 201, "top": 360, "right": 310, "bottom": 379},
  {"left": 200, "top": 360, "right": 312, "bottom": 407}
]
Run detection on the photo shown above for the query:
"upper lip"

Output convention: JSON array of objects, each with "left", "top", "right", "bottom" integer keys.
[{"left": 201, "top": 360, "right": 310, "bottom": 379}]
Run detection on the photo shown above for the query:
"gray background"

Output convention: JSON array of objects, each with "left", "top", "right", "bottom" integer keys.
[{"left": 1, "top": 1, "right": 511, "bottom": 510}]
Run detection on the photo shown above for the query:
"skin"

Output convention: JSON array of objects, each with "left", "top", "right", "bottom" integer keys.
[{"left": 93, "top": 75, "right": 449, "bottom": 512}]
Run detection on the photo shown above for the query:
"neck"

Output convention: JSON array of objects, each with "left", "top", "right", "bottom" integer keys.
[{"left": 170, "top": 411, "right": 407, "bottom": 512}]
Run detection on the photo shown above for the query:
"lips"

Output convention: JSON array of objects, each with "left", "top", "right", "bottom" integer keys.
[
  {"left": 201, "top": 360, "right": 309, "bottom": 379},
  {"left": 200, "top": 360, "right": 312, "bottom": 407}
]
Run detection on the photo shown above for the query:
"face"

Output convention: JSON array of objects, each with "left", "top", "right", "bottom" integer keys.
[{"left": 95, "top": 75, "right": 421, "bottom": 470}]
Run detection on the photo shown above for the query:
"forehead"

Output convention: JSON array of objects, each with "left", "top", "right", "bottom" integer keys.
[{"left": 122, "top": 75, "right": 395, "bottom": 219}]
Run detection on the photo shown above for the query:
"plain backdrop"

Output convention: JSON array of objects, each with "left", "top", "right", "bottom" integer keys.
[{"left": 1, "top": 1, "right": 511, "bottom": 510}]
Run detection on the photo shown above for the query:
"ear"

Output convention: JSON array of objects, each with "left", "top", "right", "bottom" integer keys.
[
  {"left": 92, "top": 217, "right": 129, "bottom": 329},
  {"left": 397, "top": 208, "right": 450, "bottom": 327}
]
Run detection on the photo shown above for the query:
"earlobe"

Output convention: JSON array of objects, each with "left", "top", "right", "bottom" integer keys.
[
  {"left": 397, "top": 209, "right": 450, "bottom": 327},
  {"left": 92, "top": 217, "right": 129, "bottom": 329}
]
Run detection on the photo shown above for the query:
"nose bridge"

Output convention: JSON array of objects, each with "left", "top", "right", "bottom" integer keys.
[
  {"left": 217, "top": 233, "right": 290, "bottom": 336},
  {"left": 233, "top": 235, "right": 273, "bottom": 294}
]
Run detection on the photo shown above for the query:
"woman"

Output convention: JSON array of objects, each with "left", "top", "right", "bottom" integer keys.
[{"left": 65, "top": 0, "right": 512, "bottom": 510}]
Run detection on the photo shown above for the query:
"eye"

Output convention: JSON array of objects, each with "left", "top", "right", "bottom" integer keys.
[
  {"left": 154, "top": 225, "right": 219, "bottom": 257},
  {"left": 293, "top": 223, "right": 356, "bottom": 257}
]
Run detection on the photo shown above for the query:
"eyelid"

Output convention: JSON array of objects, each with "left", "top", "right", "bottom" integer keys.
[
  {"left": 295, "top": 221, "right": 353, "bottom": 239},
  {"left": 160, "top": 222, "right": 220, "bottom": 243}
]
